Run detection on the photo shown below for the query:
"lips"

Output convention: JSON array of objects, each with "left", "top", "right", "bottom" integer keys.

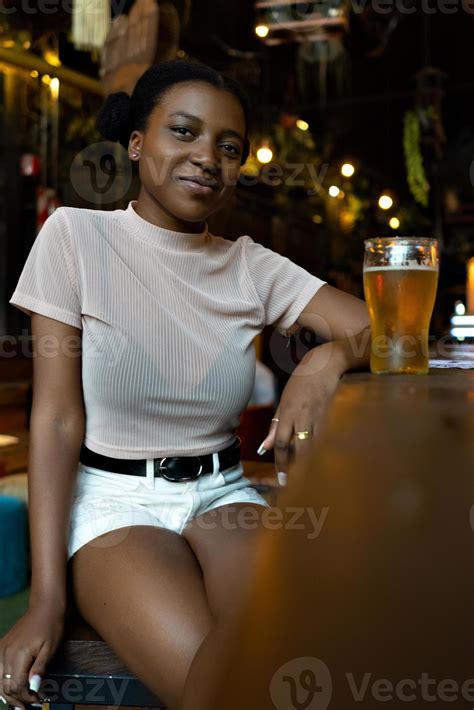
[{"left": 177, "top": 175, "right": 219, "bottom": 197}]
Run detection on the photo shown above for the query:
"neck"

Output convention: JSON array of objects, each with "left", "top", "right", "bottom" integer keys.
[{"left": 135, "top": 188, "right": 206, "bottom": 234}]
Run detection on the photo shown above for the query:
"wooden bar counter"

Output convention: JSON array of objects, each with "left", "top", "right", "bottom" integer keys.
[{"left": 201, "top": 365, "right": 474, "bottom": 710}]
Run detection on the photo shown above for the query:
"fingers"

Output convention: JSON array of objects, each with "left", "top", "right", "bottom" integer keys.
[
  {"left": 257, "top": 410, "right": 280, "bottom": 455},
  {"left": 273, "top": 417, "right": 294, "bottom": 478},
  {"left": 294, "top": 419, "right": 314, "bottom": 461},
  {"left": 0, "top": 656, "right": 43, "bottom": 709}
]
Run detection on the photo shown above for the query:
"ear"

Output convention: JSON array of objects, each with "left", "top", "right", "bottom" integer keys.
[{"left": 128, "top": 130, "right": 143, "bottom": 158}]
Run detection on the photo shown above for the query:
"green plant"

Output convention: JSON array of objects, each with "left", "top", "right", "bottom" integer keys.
[{"left": 403, "top": 109, "right": 430, "bottom": 208}]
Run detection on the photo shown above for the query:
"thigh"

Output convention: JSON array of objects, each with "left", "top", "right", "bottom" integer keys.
[
  {"left": 182, "top": 502, "right": 271, "bottom": 624},
  {"left": 70, "top": 524, "right": 214, "bottom": 710}
]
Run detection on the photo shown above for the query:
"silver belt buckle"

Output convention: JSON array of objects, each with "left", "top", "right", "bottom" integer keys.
[{"left": 157, "top": 456, "right": 203, "bottom": 482}]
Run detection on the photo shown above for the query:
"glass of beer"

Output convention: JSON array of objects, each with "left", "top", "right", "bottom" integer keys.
[{"left": 363, "top": 237, "right": 439, "bottom": 375}]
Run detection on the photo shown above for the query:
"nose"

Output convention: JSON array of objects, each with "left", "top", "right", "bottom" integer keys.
[{"left": 189, "top": 138, "right": 219, "bottom": 174}]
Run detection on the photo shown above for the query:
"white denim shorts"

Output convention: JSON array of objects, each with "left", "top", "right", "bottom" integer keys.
[{"left": 68, "top": 452, "right": 271, "bottom": 560}]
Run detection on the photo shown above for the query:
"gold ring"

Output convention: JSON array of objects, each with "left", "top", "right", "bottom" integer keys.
[
  {"left": 271, "top": 418, "right": 279, "bottom": 422},
  {"left": 295, "top": 430, "right": 311, "bottom": 440}
]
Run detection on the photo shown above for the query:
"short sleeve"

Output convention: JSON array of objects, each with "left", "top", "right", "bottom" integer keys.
[
  {"left": 243, "top": 236, "right": 327, "bottom": 337},
  {"left": 9, "top": 208, "right": 82, "bottom": 329}
]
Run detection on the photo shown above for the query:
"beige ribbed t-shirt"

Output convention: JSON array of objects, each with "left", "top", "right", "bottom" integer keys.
[{"left": 9, "top": 200, "right": 327, "bottom": 458}]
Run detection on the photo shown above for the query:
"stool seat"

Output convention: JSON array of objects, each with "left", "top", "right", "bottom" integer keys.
[{"left": 0, "top": 495, "right": 27, "bottom": 597}]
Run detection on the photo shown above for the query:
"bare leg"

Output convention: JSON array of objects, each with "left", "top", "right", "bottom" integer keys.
[
  {"left": 70, "top": 524, "right": 214, "bottom": 710},
  {"left": 180, "top": 502, "right": 271, "bottom": 710}
]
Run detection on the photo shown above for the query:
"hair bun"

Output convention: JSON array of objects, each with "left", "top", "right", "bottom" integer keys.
[{"left": 96, "top": 92, "right": 133, "bottom": 148}]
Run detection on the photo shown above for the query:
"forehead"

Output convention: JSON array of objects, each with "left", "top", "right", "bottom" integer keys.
[{"left": 150, "top": 81, "right": 246, "bottom": 133}]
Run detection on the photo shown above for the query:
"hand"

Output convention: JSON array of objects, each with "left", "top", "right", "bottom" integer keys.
[
  {"left": 257, "top": 346, "right": 344, "bottom": 480},
  {"left": 0, "top": 602, "right": 65, "bottom": 709}
]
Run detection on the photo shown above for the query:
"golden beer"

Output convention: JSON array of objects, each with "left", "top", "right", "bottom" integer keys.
[{"left": 363, "top": 238, "right": 439, "bottom": 375}]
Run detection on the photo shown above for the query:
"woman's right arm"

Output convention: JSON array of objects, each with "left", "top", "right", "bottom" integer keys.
[
  {"left": 27, "top": 313, "right": 85, "bottom": 610},
  {"left": 0, "top": 313, "right": 84, "bottom": 709}
]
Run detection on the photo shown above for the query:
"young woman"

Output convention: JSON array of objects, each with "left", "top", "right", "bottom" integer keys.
[{"left": 1, "top": 60, "right": 370, "bottom": 710}]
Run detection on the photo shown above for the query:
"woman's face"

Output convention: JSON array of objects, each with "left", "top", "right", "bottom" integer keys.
[{"left": 129, "top": 81, "right": 247, "bottom": 231}]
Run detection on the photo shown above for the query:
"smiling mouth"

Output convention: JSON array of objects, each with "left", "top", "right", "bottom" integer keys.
[{"left": 177, "top": 176, "right": 219, "bottom": 196}]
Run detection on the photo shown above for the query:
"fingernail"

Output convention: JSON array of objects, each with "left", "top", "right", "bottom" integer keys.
[
  {"left": 257, "top": 442, "right": 267, "bottom": 456},
  {"left": 277, "top": 471, "right": 287, "bottom": 486},
  {"left": 31, "top": 704, "right": 43, "bottom": 707},
  {"left": 14, "top": 706, "right": 22, "bottom": 709},
  {"left": 29, "top": 675, "right": 41, "bottom": 693}
]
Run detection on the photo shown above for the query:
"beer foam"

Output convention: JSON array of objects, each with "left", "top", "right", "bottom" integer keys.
[{"left": 364, "top": 264, "right": 438, "bottom": 272}]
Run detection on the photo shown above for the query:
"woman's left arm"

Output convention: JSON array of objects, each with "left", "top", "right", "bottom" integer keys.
[{"left": 259, "top": 284, "right": 372, "bottom": 475}]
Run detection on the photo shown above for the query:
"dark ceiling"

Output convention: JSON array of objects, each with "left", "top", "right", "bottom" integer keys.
[{"left": 8, "top": 1, "right": 474, "bottom": 195}]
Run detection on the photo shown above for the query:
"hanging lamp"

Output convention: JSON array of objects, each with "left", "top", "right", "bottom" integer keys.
[{"left": 72, "top": 0, "right": 111, "bottom": 52}]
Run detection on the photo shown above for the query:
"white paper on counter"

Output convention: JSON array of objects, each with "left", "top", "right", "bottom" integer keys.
[{"left": 429, "top": 359, "right": 474, "bottom": 369}]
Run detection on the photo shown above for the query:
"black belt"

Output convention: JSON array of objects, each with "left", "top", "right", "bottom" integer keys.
[{"left": 79, "top": 436, "right": 242, "bottom": 483}]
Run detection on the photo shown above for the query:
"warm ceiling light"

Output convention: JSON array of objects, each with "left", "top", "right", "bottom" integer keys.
[
  {"left": 255, "top": 25, "right": 269, "bottom": 38},
  {"left": 41, "top": 74, "right": 51, "bottom": 85},
  {"left": 379, "top": 194, "right": 393, "bottom": 210},
  {"left": 312, "top": 214, "right": 323, "bottom": 224},
  {"left": 30, "top": 70, "right": 38, "bottom": 78},
  {"left": 296, "top": 119, "right": 309, "bottom": 131},
  {"left": 341, "top": 162, "right": 355, "bottom": 177},
  {"left": 256, "top": 146, "right": 273, "bottom": 164},
  {"left": 389, "top": 217, "right": 400, "bottom": 229},
  {"left": 328, "top": 185, "right": 340, "bottom": 198}
]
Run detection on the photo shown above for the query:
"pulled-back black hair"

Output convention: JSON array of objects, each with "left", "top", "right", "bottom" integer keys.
[{"left": 96, "top": 59, "right": 251, "bottom": 165}]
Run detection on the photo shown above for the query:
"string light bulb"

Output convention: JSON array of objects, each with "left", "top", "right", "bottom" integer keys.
[
  {"left": 256, "top": 143, "right": 273, "bottom": 164},
  {"left": 296, "top": 119, "right": 309, "bottom": 131},
  {"left": 341, "top": 163, "right": 355, "bottom": 177},
  {"left": 329, "top": 185, "right": 340, "bottom": 198},
  {"left": 379, "top": 194, "right": 394, "bottom": 210},
  {"left": 255, "top": 25, "right": 269, "bottom": 38},
  {"left": 389, "top": 217, "right": 400, "bottom": 230}
]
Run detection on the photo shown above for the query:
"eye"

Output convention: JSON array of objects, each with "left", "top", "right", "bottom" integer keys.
[
  {"left": 171, "top": 126, "right": 194, "bottom": 138},
  {"left": 222, "top": 144, "right": 241, "bottom": 157}
]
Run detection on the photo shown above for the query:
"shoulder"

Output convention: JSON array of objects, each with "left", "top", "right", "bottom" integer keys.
[{"left": 51, "top": 205, "right": 121, "bottom": 230}]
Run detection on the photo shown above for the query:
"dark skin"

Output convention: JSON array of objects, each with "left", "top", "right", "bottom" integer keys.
[{"left": 128, "top": 80, "right": 247, "bottom": 234}]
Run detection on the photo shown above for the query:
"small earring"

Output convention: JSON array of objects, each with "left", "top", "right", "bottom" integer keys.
[{"left": 132, "top": 150, "right": 140, "bottom": 159}]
